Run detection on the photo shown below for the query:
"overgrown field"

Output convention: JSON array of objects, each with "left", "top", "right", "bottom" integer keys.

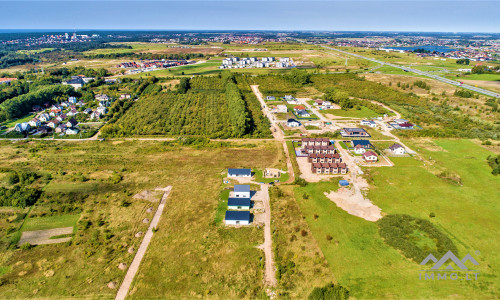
[
  {"left": 293, "top": 138, "right": 500, "bottom": 299},
  {"left": 102, "top": 75, "right": 271, "bottom": 138},
  {"left": 0, "top": 139, "right": 283, "bottom": 299}
]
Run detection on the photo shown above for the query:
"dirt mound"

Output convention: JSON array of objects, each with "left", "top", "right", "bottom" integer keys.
[
  {"left": 324, "top": 187, "right": 382, "bottom": 222},
  {"left": 118, "top": 263, "right": 127, "bottom": 270},
  {"left": 107, "top": 281, "right": 117, "bottom": 289},
  {"left": 142, "top": 218, "right": 149, "bottom": 224},
  {"left": 128, "top": 247, "right": 135, "bottom": 253},
  {"left": 135, "top": 232, "right": 143, "bottom": 238}
]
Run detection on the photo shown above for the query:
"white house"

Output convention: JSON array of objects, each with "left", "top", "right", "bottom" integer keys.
[
  {"left": 227, "top": 198, "right": 251, "bottom": 210},
  {"left": 68, "top": 96, "right": 78, "bottom": 104},
  {"left": 225, "top": 211, "right": 251, "bottom": 225},
  {"left": 295, "top": 110, "right": 310, "bottom": 118},
  {"left": 360, "top": 120, "right": 377, "bottom": 128},
  {"left": 234, "top": 185, "right": 251, "bottom": 198},
  {"left": 28, "top": 118, "right": 41, "bottom": 128},
  {"left": 287, "top": 119, "right": 301, "bottom": 127},
  {"left": 389, "top": 143, "right": 406, "bottom": 155},
  {"left": 277, "top": 105, "right": 287, "bottom": 113},
  {"left": 14, "top": 123, "right": 30, "bottom": 132},
  {"left": 362, "top": 151, "right": 378, "bottom": 162},
  {"left": 65, "top": 128, "right": 79, "bottom": 135},
  {"left": 39, "top": 113, "right": 50, "bottom": 122}
]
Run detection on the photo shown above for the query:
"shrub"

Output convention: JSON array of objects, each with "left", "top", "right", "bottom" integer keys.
[
  {"left": 300, "top": 229, "right": 308, "bottom": 237},
  {"left": 294, "top": 177, "right": 308, "bottom": 187},
  {"left": 308, "top": 282, "right": 349, "bottom": 300},
  {"left": 377, "top": 214, "right": 457, "bottom": 263},
  {"left": 326, "top": 235, "right": 333, "bottom": 241},
  {"left": 20, "top": 242, "right": 32, "bottom": 250}
]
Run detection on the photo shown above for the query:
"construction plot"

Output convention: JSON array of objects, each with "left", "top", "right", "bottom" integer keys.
[{"left": 18, "top": 227, "right": 73, "bottom": 246}]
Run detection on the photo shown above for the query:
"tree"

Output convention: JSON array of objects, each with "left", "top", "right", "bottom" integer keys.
[{"left": 177, "top": 78, "right": 190, "bottom": 94}]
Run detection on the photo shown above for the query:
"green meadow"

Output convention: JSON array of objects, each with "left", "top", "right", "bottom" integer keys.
[{"left": 293, "top": 139, "right": 499, "bottom": 299}]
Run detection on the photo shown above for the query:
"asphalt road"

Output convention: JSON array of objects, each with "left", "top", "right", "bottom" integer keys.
[{"left": 321, "top": 45, "right": 500, "bottom": 99}]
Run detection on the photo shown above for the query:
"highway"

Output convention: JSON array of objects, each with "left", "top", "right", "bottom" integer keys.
[{"left": 321, "top": 45, "right": 500, "bottom": 99}]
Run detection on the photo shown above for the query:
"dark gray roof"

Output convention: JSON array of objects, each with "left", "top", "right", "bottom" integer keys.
[
  {"left": 225, "top": 211, "right": 251, "bottom": 221},
  {"left": 228, "top": 198, "right": 251, "bottom": 207},
  {"left": 234, "top": 185, "right": 250, "bottom": 193},
  {"left": 228, "top": 168, "right": 251, "bottom": 176},
  {"left": 352, "top": 140, "right": 372, "bottom": 147}
]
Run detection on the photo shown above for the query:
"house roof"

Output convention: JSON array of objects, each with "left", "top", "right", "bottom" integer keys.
[
  {"left": 228, "top": 198, "right": 251, "bottom": 207},
  {"left": 389, "top": 143, "right": 404, "bottom": 150},
  {"left": 225, "top": 211, "right": 251, "bottom": 221},
  {"left": 363, "top": 151, "right": 378, "bottom": 157},
  {"left": 287, "top": 119, "right": 300, "bottom": 124},
  {"left": 234, "top": 185, "right": 250, "bottom": 193},
  {"left": 352, "top": 140, "right": 372, "bottom": 147},
  {"left": 228, "top": 168, "right": 251, "bottom": 176}
]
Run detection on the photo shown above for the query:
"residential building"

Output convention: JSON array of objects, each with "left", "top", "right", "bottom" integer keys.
[
  {"left": 340, "top": 128, "right": 370, "bottom": 137},
  {"left": 363, "top": 151, "right": 378, "bottom": 162},
  {"left": 228, "top": 168, "right": 252, "bottom": 177},
  {"left": 66, "top": 118, "right": 78, "bottom": 128},
  {"left": 227, "top": 198, "right": 251, "bottom": 210},
  {"left": 224, "top": 211, "right": 251, "bottom": 225},
  {"left": 234, "top": 185, "right": 251, "bottom": 198},
  {"left": 389, "top": 143, "right": 406, "bottom": 155},
  {"left": 287, "top": 119, "right": 301, "bottom": 127},
  {"left": 360, "top": 120, "right": 377, "bottom": 128},
  {"left": 277, "top": 105, "right": 287, "bottom": 113},
  {"left": 28, "top": 118, "right": 41, "bottom": 128},
  {"left": 14, "top": 123, "right": 30, "bottom": 132},
  {"left": 66, "top": 128, "right": 79, "bottom": 135}
]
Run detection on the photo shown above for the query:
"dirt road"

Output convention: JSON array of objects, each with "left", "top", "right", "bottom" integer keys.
[
  {"left": 258, "top": 184, "right": 277, "bottom": 287},
  {"left": 251, "top": 85, "right": 295, "bottom": 184},
  {"left": 115, "top": 186, "right": 172, "bottom": 300}
]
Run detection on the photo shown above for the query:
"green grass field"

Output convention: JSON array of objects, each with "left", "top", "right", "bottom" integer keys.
[
  {"left": 293, "top": 138, "right": 500, "bottom": 299},
  {"left": 0, "top": 113, "right": 34, "bottom": 129},
  {"left": 451, "top": 73, "right": 500, "bottom": 81},
  {"left": 322, "top": 106, "right": 383, "bottom": 119},
  {"left": 21, "top": 214, "right": 80, "bottom": 232}
]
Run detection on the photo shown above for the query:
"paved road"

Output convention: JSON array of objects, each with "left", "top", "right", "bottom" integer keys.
[
  {"left": 115, "top": 186, "right": 172, "bottom": 300},
  {"left": 321, "top": 45, "right": 500, "bottom": 99}
]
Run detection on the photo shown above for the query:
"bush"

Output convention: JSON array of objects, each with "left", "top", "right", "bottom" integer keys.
[
  {"left": 300, "top": 229, "right": 308, "bottom": 237},
  {"left": 377, "top": 214, "right": 457, "bottom": 263},
  {"left": 308, "top": 282, "right": 349, "bottom": 300},
  {"left": 109, "top": 173, "right": 123, "bottom": 184},
  {"left": 294, "top": 177, "right": 308, "bottom": 187},
  {"left": 20, "top": 242, "right": 32, "bottom": 250}
]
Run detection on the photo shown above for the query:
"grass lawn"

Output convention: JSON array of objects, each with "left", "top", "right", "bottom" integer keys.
[
  {"left": 0, "top": 113, "right": 34, "bottom": 129},
  {"left": 293, "top": 138, "right": 500, "bottom": 299},
  {"left": 21, "top": 214, "right": 80, "bottom": 232},
  {"left": 322, "top": 106, "right": 382, "bottom": 119},
  {"left": 451, "top": 73, "right": 500, "bottom": 82}
]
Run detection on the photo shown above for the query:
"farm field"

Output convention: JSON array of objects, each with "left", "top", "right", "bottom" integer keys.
[
  {"left": 0, "top": 139, "right": 284, "bottom": 299},
  {"left": 292, "top": 138, "right": 499, "bottom": 299}
]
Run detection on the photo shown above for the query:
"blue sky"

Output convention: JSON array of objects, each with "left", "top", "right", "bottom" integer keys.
[{"left": 1, "top": 1, "right": 499, "bottom": 32}]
